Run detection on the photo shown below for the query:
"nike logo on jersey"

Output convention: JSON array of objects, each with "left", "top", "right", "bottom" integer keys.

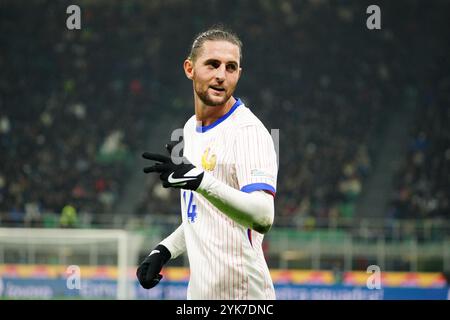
[{"left": 149, "top": 250, "right": 160, "bottom": 256}]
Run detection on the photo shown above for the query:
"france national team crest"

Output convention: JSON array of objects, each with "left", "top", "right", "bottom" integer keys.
[
  {"left": 201, "top": 147, "right": 216, "bottom": 171},
  {"left": 183, "top": 190, "right": 197, "bottom": 223}
]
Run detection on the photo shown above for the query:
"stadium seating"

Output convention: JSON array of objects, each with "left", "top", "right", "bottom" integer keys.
[{"left": 1, "top": 0, "right": 448, "bottom": 243}]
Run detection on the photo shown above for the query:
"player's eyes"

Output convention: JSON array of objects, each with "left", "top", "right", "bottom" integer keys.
[
  {"left": 226, "top": 64, "right": 237, "bottom": 72},
  {"left": 207, "top": 61, "right": 220, "bottom": 69},
  {"left": 205, "top": 61, "right": 237, "bottom": 72}
]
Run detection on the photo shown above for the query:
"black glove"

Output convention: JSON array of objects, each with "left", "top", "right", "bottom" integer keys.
[
  {"left": 136, "top": 244, "right": 171, "bottom": 289},
  {"left": 142, "top": 148, "right": 204, "bottom": 191}
]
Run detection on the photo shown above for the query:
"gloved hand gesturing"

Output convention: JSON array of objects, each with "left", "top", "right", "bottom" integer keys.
[
  {"left": 136, "top": 244, "right": 171, "bottom": 289},
  {"left": 142, "top": 143, "right": 204, "bottom": 190}
]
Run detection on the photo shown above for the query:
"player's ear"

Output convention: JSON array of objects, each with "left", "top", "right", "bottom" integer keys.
[
  {"left": 184, "top": 59, "right": 194, "bottom": 80},
  {"left": 238, "top": 67, "right": 242, "bottom": 80}
]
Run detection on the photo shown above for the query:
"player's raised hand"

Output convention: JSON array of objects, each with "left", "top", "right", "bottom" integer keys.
[
  {"left": 142, "top": 152, "right": 204, "bottom": 190},
  {"left": 136, "top": 244, "right": 171, "bottom": 289}
]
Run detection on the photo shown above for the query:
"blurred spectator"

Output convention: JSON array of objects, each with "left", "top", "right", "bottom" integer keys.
[{"left": 60, "top": 204, "right": 78, "bottom": 228}]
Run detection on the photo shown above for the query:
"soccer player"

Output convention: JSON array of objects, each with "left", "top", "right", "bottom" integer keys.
[{"left": 137, "top": 27, "right": 278, "bottom": 299}]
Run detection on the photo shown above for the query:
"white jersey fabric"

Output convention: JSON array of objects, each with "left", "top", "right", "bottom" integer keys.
[{"left": 162, "top": 98, "right": 277, "bottom": 299}]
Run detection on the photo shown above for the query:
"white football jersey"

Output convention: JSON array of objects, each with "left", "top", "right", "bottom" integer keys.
[{"left": 180, "top": 98, "right": 278, "bottom": 299}]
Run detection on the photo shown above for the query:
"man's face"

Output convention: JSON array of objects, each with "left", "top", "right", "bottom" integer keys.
[{"left": 185, "top": 40, "right": 242, "bottom": 106}]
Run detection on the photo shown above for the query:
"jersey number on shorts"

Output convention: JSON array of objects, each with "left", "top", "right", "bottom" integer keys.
[{"left": 183, "top": 190, "right": 197, "bottom": 223}]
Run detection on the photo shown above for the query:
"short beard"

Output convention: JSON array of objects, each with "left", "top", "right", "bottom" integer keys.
[{"left": 196, "top": 87, "right": 231, "bottom": 107}]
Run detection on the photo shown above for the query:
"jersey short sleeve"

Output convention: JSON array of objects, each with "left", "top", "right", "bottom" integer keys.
[{"left": 234, "top": 124, "right": 278, "bottom": 196}]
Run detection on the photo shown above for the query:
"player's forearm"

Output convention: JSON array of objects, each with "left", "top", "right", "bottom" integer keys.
[
  {"left": 159, "top": 224, "right": 186, "bottom": 259},
  {"left": 197, "top": 173, "right": 274, "bottom": 234}
]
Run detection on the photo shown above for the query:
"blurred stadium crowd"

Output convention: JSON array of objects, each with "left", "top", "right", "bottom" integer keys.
[
  {"left": 1, "top": 0, "right": 448, "bottom": 234},
  {"left": 389, "top": 88, "right": 449, "bottom": 221}
]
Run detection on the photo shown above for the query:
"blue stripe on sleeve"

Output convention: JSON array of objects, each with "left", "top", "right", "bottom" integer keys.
[{"left": 240, "top": 183, "right": 276, "bottom": 194}]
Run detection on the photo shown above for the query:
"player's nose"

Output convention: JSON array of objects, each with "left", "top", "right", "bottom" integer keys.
[{"left": 215, "top": 64, "right": 226, "bottom": 81}]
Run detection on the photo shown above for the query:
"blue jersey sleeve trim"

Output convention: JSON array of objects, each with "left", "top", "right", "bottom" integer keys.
[
  {"left": 196, "top": 98, "right": 242, "bottom": 133},
  {"left": 247, "top": 228, "right": 253, "bottom": 246},
  {"left": 240, "top": 183, "right": 276, "bottom": 194}
]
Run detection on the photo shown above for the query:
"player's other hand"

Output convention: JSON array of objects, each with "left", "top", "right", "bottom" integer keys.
[
  {"left": 142, "top": 149, "right": 204, "bottom": 191},
  {"left": 136, "top": 244, "right": 171, "bottom": 289}
]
